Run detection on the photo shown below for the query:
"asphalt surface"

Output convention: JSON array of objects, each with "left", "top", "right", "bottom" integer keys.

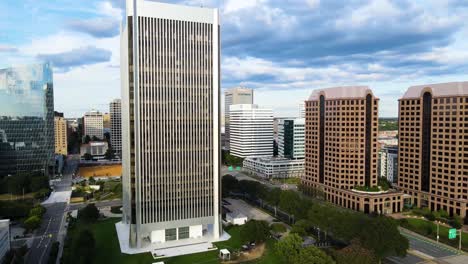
[
  {"left": 25, "top": 155, "right": 78, "bottom": 264},
  {"left": 26, "top": 203, "right": 67, "bottom": 264},
  {"left": 385, "top": 229, "right": 461, "bottom": 264},
  {"left": 68, "top": 199, "right": 122, "bottom": 211}
]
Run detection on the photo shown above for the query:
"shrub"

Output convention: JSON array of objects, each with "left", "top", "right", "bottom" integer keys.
[
  {"left": 271, "top": 223, "right": 287, "bottom": 233},
  {"left": 29, "top": 205, "right": 46, "bottom": 218},
  {"left": 424, "top": 212, "right": 435, "bottom": 221}
]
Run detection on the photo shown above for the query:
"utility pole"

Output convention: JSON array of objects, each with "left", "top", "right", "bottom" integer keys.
[{"left": 459, "top": 229, "right": 462, "bottom": 253}]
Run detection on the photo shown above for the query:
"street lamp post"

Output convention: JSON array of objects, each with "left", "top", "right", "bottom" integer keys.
[
  {"left": 436, "top": 221, "right": 440, "bottom": 244},
  {"left": 459, "top": 229, "right": 462, "bottom": 253}
]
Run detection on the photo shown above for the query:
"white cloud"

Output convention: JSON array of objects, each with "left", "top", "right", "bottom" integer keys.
[{"left": 306, "top": 0, "right": 320, "bottom": 9}]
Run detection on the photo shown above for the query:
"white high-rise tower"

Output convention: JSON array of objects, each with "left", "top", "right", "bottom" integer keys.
[{"left": 119, "top": 0, "right": 223, "bottom": 253}]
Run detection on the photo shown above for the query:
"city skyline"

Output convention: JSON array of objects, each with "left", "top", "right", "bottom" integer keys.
[{"left": 1, "top": 0, "right": 467, "bottom": 118}]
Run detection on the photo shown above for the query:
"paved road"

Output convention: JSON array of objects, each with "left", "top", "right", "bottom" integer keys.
[
  {"left": 26, "top": 203, "right": 67, "bottom": 264},
  {"left": 221, "top": 166, "right": 297, "bottom": 190},
  {"left": 68, "top": 199, "right": 122, "bottom": 211},
  {"left": 25, "top": 155, "right": 78, "bottom": 264}
]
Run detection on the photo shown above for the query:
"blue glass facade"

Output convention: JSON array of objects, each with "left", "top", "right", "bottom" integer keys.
[{"left": 0, "top": 63, "right": 54, "bottom": 177}]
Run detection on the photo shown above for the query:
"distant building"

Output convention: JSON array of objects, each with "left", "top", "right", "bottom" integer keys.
[
  {"left": 84, "top": 110, "right": 103, "bottom": 140},
  {"left": 243, "top": 156, "right": 304, "bottom": 179},
  {"left": 0, "top": 219, "right": 10, "bottom": 261},
  {"left": 398, "top": 82, "right": 468, "bottom": 218},
  {"left": 304, "top": 86, "right": 403, "bottom": 215},
  {"left": 80, "top": 141, "right": 108, "bottom": 160},
  {"left": 299, "top": 102, "right": 305, "bottom": 118},
  {"left": 224, "top": 87, "right": 253, "bottom": 149},
  {"left": 0, "top": 63, "right": 55, "bottom": 177},
  {"left": 103, "top": 113, "right": 111, "bottom": 130},
  {"left": 54, "top": 112, "right": 67, "bottom": 156},
  {"left": 229, "top": 104, "right": 273, "bottom": 158},
  {"left": 378, "top": 145, "right": 398, "bottom": 184},
  {"left": 278, "top": 118, "right": 305, "bottom": 159},
  {"left": 110, "top": 99, "right": 122, "bottom": 159}
]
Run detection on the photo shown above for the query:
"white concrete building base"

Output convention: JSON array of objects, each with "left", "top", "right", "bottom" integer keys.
[{"left": 115, "top": 221, "right": 231, "bottom": 258}]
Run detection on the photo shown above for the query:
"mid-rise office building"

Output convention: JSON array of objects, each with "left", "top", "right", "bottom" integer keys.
[
  {"left": 243, "top": 156, "right": 304, "bottom": 179},
  {"left": 278, "top": 118, "right": 305, "bottom": 159},
  {"left": 84, "top": 110, "right": 103, "bottom": 140},
  {"left": 80, "top": 141, "right": 109, "bottom": 160},
  {"left": 0, "top": 63, "right": 55, "bottom": 178},
  {"left": 229, "top": 104, "right": 274, "bottom": 158},
  {"left": 54, "top": 112, "right": 68, "bottom": 156},
  {"left": 0, "top": 219, "right": 10, "bottom": 262},
  {"left": 224, "top": 87, "right": 253, "bottom": 149},
  {"left": 303, "top": 86, "right": 403, "bottom": 215},
  {"left": 110, "top": 99, "right": 122, "bottom": 159},
  {"left": 119, "top": 0, "right": 223, "bottom": 252},
  {"left": 398, "top": 82, "right": 468, "bottom": 218},
  {"left": 378, "top": 145, "right": 398, "bottom": 184}
]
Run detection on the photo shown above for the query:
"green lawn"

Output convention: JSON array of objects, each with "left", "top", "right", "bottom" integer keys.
[
  {"left": 273, "top": 178, "right": 301, "bottom": 185},
  {"left": 64, "top": 218, "right": 278, "bottom": 264},
  {"left": 401, "top": 218, "right": 468, "bottom": 251}
]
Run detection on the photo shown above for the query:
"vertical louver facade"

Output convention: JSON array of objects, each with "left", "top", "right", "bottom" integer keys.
[{"left": 121, "top": 0, "right": 220, "bottom": 249}]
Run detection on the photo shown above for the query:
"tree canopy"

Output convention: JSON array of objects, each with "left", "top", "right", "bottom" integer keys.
[
  {"left": 78, "top": 203, "right": 100, "bottom": 223},
  {"left": 240, "top": 220, "right": 270, "bottom": 243}
]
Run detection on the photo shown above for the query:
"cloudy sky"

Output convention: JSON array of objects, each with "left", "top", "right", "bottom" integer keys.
[{"left": 1, "top": 0, "right": 467, "bottom": 118}]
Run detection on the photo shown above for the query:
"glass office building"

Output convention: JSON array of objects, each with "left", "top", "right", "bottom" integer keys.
[{"left": 0, "top": 63, "right": 54, "bottom": 177}]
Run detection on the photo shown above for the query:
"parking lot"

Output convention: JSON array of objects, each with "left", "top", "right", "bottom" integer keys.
[{"left": 223, "top": 198, "right": 275, "bottom": 223}]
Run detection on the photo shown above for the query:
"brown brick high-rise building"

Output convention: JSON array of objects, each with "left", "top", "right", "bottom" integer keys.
[
  {"left": 303, "top": 86, "right": 403, "bottom": 214},
  {"left": 398, "top": 82, "right": 468, "bottom": 218}
]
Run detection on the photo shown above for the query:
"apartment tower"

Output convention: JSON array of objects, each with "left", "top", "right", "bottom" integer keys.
[
  {"left": 398, "top": 82, "right": 468, "bottom": 218},
  {"left": 224, "top": 87, "right": 253, "bottom": 149},
  {"left": 229, "top": 104, "right": 274, "bottom": 158},
  {"left": 54, "top": 112, "right": 68, "bottom": 155},
  {"left": 119, "top": 0, "right": 222, "bottom": 251},
  {"left": 304, "top": 86, "right": 403, "bottom": 214},
  {"left": 110, "top": 99, "right": 122, "bottom": 159}
]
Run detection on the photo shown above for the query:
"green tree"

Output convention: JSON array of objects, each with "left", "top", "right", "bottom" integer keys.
[
  {"left": 264, "top": 187, "right": 281, "bottom": 206},
  {"left": 291, "top": 219, "right": 312, "bottom": 237},
  {"left": 360, "top": 216, "right": 408, "bottom": 260},
  {"left": 334, "top": 240, "right": 377, "bottom": 264},
  {"left": 89, "top": 177, "right": 96, "bottom": 185},
  {"left": 83, "top": 135, "right": 91, "bottom": 144},
  {"left": 29, "top": 205, "right": 46, "bottom": 218},
  {"left": 78, "top": 203, "right": 100, "bottom": 223},
  {"left": 23, "top": 215, "right": 41, "bottom": 231},
  {"left": 30, "top": 175, "right": 49, "bottom": 192},
  {"left": 72, "top": 230, "right": 95, "bottom": 264},
  {"left": 222, "top": 174, "right": 238, "bottom": 196},
  {"left": 83, "top": 153, "right": 92, "bottom": 161},
  {"left": 240, "top": 220, "right": 270, "bottom": 243},
  {"left": 91, "top": 135, "right": 100, "bottom": 141},
  {"left": 279, "top": 190, "right": 303, "bottom": 217},
  {"left": 104, "top": 148, "right": 115, "bottom": 160},
  {"left": 294, "top": 246, "right": 335, "bottom": 264},
  {"left": 274, "top": 233, "right": 303, "bottom": 264}
]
